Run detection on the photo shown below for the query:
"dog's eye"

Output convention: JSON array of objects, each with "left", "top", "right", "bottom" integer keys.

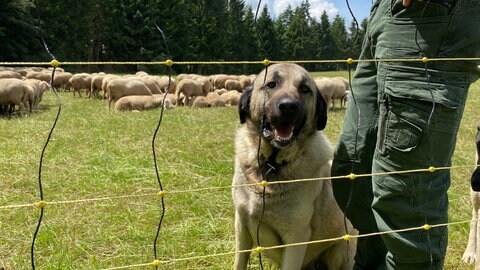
[
  {"left": 299, "top": 85, "right": 310, "bottom": 93},
  {"left": 266, "top": 82, "right": 276, "bottom": 88}
]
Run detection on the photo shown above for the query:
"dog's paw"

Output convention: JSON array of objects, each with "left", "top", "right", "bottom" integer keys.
[
  {"left": 471, "top": 167, "right": 480, "bottom": 192},
  {"left": 462, "top": 251, "right": 476, "bottom": 264}
]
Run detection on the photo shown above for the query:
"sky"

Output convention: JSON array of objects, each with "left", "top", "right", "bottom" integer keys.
[{"left": 244, "top": 0, "right": 373, "bottom": 25}]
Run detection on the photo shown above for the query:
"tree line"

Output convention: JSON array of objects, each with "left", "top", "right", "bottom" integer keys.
[{"left": 0, "top": 0, "right": 368, "bottom": 75}]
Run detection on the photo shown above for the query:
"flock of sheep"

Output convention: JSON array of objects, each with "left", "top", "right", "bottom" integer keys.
[{"left": 0, "top": 66, "right": 350, "bottom": 116}]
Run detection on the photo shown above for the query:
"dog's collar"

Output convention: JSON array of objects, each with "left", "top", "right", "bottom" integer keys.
[{"left": 260, "top": 147, "right": 287, "bottom": 181}]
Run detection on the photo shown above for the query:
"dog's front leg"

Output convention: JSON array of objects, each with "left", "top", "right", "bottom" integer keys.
[
  {"left": 464, "top": 189, "right": 480, "bottom": 265},
  {"left": 280, "top": 228, "right": 311, "bottom": 270},
  {"left": 234, "top": 212, "right": 253, "bottom": 270}
]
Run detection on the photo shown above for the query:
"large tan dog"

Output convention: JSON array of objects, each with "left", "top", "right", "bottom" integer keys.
[{"left": 232, "top": 63, "right": 357, "bottom": 269}]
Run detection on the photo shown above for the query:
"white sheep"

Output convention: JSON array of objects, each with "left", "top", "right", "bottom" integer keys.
[
  {"left": 225, "top": 79, "right": 242, "bottom": 92},
  {"left": 0, "top": 78, "right": 31, "bottom": 115},
  {"left": 106, "top": 78, "right": 153, "bottom": 108},
  {"left": 115, "top": 95, "right": 172, "bottom": 111},
  {"left": 206, "top": 92, "right": 225, "bottom": 107},
  {"left": 69, "top": 73, "right": 92, "bottom": 97},
  {"left": 24, "top": 79, "right": 49, "bottom": 111},
  {"left": 331, "top": 77, "right": 349, "bottom": 109},
  {"left": 176, "top": 78, "right": 206, "bottom": 106},
  {"left": 220, "top": 90, "right": 241, "bottom": 106}
]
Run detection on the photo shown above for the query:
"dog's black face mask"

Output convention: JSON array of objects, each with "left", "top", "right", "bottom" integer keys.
[
  {"left": 262, "top": 95, "right": 306, "bottom": 149},
  {"left": 315, "top": 88, "right": 328, "bottom": 131}
]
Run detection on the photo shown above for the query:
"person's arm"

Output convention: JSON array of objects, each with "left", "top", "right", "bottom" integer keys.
[{"left": 403, "top": 0, "right": 412, "bottom": 6}]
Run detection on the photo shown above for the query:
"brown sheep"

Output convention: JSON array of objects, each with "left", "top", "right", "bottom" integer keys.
[{"left": 106, "top": 78, "right": 153, "bottom": 108}]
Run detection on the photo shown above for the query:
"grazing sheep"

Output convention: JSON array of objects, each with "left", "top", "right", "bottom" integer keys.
[
  {"left": 136, "top": 76, "right": 162, "bottom": 94},
  {"left": 197, "top": 76, "right": 213, "bottom": 94},
  {"left": 158, "top": 76, "right": 176, "bottom": 93},
  {"left": 176, "top": 73, "right": 188, "bottom": 81},
  {"left": 101, "top": 74, "right": 120, "bottom": 100},
  {"left": 53, "top": 72, "right": 73, "bottom": 90},
  {"left": 206, "top": 92, "right": 225, "bottom": 107},
  {"left": 135, "top": 71, "right": 149, "bottom": 77},
  {"left": 220, "top": 90, "right": 241, "bottom": 106},
  {"left": 115, "top": 95, "right": 172, "bottom": 111},
  {"left": 341, "top": 90, "right": 350, "bottom": 108},
  {"left": 69, "top": 73, "right": 92, "bottom": 97},
  {"left": 239, "top": 76, "right": 252, "bottom": 91},
  {"left": 107, "top": 78, "right": 153, "bottom": 108},
  {"left": 331, "top": 77, "right": 349, "bottom": 109},
  {"left": 225, "top": 79, "right": 242, "bottom": 92},
  {"left": 90, "top": 74, "right": 105, "bottom": 98},
  {"left": 214, "top": 88, "right": 228, "bottom": 95},
  {"left": 176, "top": 78, "right": 206, "bottom": 106},
  {"left": 213, "top": 74, "right": 231, "bottom": 89},
  {"left": 25, "top": 79, "right": 49, "bottom": 110},
  {"left": 0, "top": 70, "right": 22, "bottom": 79},
  {"left": 0, "top": 78, "right": 31, "bottom": 114},
  {"left": 191, "top": 96, "right": 209, "bottom": 108},
  {"left": 154, "top": 93, "right": 178, "bottom": 106},
  {"left": 315, "top": 78, "right": 339, "bottom": 110},
  {"left": 26, "top": 70, "right": 51, "bottom": 83}
]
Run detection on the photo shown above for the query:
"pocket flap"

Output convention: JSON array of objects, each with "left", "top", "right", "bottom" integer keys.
[{"left": 384, "top": 65, "right": 466, "bottom": 109}]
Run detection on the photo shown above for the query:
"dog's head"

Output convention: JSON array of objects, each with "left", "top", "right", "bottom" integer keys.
[{"left": 239, "top": 63, "right": 327, "bottom": 149}]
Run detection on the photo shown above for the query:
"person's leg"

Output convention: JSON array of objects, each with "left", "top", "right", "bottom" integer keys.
[
  {"left": 371, "top": 1, "right": 480, "bottom": 269},
  {"left": 331, "top": 2, "right": 387, "bottom": 268}
]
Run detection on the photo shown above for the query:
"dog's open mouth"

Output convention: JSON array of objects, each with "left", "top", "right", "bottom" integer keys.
[{"left": 263, "top": 123, "right": 295, "bottom": 148}]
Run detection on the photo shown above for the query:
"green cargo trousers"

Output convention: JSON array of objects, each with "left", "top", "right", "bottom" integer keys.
[{"left": 331, "top": 0, "right": 480, "bottom": 269}]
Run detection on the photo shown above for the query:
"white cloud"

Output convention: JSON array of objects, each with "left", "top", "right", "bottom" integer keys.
[
  {"left": 309, "top": 0, "right": 339, "bottom": 19},
  {"left": 245, "top": 0, "right": 339, "bottom": 20}
]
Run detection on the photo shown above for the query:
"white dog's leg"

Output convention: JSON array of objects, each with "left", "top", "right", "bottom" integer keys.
[
  {"left": 464, "top": 189, "right": 480, "bottom": 266},
  {"left": 234, "top": 213, "right": 253, "bottom": 270},
  {"left": 474, "top": 191, "right": 480, "bottom": 270}
]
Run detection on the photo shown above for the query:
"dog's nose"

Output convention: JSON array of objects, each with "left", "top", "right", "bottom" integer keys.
[{"left": 278, "top": 98, "right": 299, "bottom": 114}]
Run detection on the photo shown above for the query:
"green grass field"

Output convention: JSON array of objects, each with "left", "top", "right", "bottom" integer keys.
[{"left": 0, "top": 71, "right": 479, "bottom": 269}]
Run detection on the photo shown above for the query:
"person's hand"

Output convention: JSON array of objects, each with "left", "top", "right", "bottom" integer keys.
[{"left": 403, "top": 0, "right": 412, "bottom": 7}]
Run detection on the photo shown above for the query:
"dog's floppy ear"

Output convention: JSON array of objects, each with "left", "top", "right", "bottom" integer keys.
[
  {"left": 315, "top": 89, "right": 328, "bottom": 130},
  {"left": 239, "top": 86, "right": 253, "bottom": 124}
]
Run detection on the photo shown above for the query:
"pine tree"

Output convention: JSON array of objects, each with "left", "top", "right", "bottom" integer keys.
[{"left": 0, "top": 0, "right": 42, "bottom": 61}]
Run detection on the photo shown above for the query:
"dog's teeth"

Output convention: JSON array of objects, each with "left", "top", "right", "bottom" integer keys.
[
  {"left": 263, "top": 128, "right": 274, "bottom": 139},
  {"left": 274, "top": 126, "right": 294, "bottom": 140}
]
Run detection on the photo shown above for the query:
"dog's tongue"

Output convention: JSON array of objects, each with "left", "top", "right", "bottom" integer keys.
[{"left": 274, "top": 125, "right": 294, "bottom": 140}]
